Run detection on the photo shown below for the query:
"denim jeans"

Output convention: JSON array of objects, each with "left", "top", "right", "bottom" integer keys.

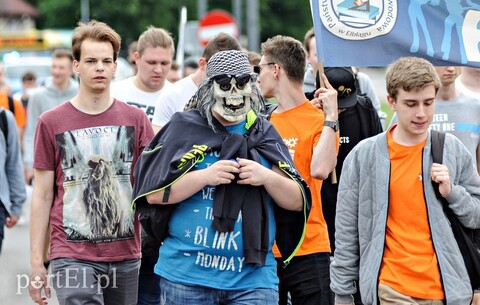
[
  {"left": 276, "top": 252, "right": 333, "bottom": 305},
  {"left": 160, "top": 276, "right": 278, "bottom": 305},
  {"left": 137, "top": 268, "right": 160, "bottom": 305},
  {"left": 51, "top": 258, "right": 140, "bottom": 305},
  {"left": 0, "top": 203, "right": 6, "bottom": 254}
]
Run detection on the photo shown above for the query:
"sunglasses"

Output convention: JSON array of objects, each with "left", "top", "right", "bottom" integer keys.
[
  {"left": 253, "top": 62, "right": 275, "bottom": 74},
  {"left": 212, "top": 73, "right": 252, "bottom": 90}
]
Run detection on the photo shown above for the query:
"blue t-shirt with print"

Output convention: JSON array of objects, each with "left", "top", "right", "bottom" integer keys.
[{"left": 155, "top": 119, "right": 278, "bottom": 290}]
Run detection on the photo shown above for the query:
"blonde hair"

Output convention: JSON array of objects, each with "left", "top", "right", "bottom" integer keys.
[{"left": 137, "top": 26, "right": 175, "bottom": 56}]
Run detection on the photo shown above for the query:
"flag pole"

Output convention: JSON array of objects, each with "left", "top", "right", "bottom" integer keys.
[{"left": 318, "top": 62, "right": 337, "bottom": 185}]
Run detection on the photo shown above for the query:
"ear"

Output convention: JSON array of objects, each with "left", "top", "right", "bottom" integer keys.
[
  {"left": 73, "top": 60, "right": 80, "bottom": 74},
  {"left": 198, "top": 57, "right": 207, "bottom": 70},
  {"left": 134, "top": 51, "right": 140, "bottom": 63},
  {"left": 387, "top": 95, "right": 396, "bottom": 111},
  {"left": 273, "top": 63, "right": 280, "bottom": 80}
]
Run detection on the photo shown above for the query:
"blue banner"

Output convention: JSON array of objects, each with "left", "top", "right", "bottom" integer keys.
[{"left": 310, "top": 0, "right": 480, "bottom": 67}]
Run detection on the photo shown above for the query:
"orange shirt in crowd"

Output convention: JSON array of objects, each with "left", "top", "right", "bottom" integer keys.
[
  {"left": 379, "top": 127, "right": 444, "bottom": 300},
  {"left": 270, "top": 101, "right": 338, "bottom": 257},
  {"left": 0, "top": 92, "right": 26, "bottom": 128}
]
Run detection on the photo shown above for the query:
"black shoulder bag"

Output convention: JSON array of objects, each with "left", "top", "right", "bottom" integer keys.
[{"left": 431, "top": 130, "right": 480, "bottom": 290}]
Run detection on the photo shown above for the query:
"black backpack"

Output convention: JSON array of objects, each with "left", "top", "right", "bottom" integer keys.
[
  {"left": 1, "top": 96, "right": 17, "bottom": 145},
  {"left": 431, "top": 130, "right": 480, "bottom": 290}
]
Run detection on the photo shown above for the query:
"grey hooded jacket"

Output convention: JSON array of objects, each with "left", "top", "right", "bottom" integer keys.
[
  {"left": 23, "top": 77, "right": 78, "bottom": 169},
  {"left": 331, "top": 131, "right": 480, "bottom": 305}
]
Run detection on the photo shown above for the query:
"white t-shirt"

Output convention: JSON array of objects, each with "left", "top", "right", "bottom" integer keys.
[
  {"left": 111, "top": 76, "right": 172, "bottom": 122},
  {"left": 151, "top": 75, "right": 198, "bottom": 127}
]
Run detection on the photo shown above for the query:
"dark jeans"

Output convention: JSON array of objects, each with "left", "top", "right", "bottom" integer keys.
[
  {"left": 276, "top": 252, "right": 333, "bottom": 305},
  {"left": 137, "top": 256, "right": 160, "bottom": 305},
  {"left": 0, "top": 203, "right": 6, "bottom": 254}
]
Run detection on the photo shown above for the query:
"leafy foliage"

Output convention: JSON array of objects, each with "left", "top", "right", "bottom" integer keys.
[{"left": 26, "top": 0, "right": 313, "bottom": 53}]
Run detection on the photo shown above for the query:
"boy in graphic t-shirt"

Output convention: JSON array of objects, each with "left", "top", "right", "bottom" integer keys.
[
  {"left": 330, "top": 57, "right": 480, "bottom": 305},
  {"left": 29, "top": 20, "right": 154, "bottom": 305}
]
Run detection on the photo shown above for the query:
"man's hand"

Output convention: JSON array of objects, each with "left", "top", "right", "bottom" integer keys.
[
  {"left": 312, "top": 73, "right": 339, "bottom": 120},
  {"left": 25, "top": 168, "right": 34, "bottom": 185},
  {"left": 29, "top": 265, "right": 50, "bottom": 305},
  {"left": 472, "top": 292, "right": 480, "bottom": 305},
  {"left": 204, "top": 159, "right": 240, "bottom": 186},
  {"left": 431, "top": 163, "right": 452, "bottom": 197},
  {"left": 5, "top": 215, "right": 19, "bottom": 228},
  {"left": 236, "top": 158, "right": 270, "bottom": 186}
]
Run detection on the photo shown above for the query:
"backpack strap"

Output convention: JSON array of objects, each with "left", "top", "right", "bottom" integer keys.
[
  {"left": 0, "top": 108, "right": 8, "bottom": 143},
  {"left": 7, "top": 95, "right": 14, "bottom": 115},
  {"left": 430, "top": 130, "right": 445, "bottom": 201},
  {"left": 430, "top": 130, "right": 445, "bottom": 164}
]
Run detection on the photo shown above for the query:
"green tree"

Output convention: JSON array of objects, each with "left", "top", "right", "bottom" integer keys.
[
  {"left": 26, "top": 0, "right": 313, "bottom": 54},
  {"left": 259, "top": 1, "right": 313, "bottom": 43}
]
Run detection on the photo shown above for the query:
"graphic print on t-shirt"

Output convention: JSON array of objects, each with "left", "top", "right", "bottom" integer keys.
[
  {"left": 126, "top": 101, "right": 155, "bottom": 122},
  {"left": 55, "top": 125, "right": 135, "bottom": 243},
  {"left": 282, "top": 137, "right": 298, "bottom": 161}
]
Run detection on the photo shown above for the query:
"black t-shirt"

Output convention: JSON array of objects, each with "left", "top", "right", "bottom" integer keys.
[{"left": 318, "top": 93, "right": 383, "bottom": 253}]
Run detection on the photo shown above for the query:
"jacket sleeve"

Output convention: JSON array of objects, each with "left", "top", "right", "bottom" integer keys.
[
  {"left": 330, "top": 149, "right": 361, "bottom": 304},
  {"left": 5, "top": 110, "right": 26, "bottom": 216},
  {"left": 443, "top": 134, "right": 480, "bottom": 229},
  {"left": 23, "top": 91, "right": 42, "bottom": 169}
]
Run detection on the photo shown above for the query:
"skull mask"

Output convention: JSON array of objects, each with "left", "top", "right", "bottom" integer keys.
[{"left": 212, "top": 74, "right": 252, "bottom": 123}]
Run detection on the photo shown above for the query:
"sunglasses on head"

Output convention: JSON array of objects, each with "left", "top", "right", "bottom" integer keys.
[{"left": 212, "top": 73, "right": 252, "bottom": 89}]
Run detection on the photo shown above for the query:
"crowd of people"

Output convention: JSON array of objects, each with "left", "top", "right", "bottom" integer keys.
[{"left": 0, "top": 18, "right": 479, "bottom": 305}]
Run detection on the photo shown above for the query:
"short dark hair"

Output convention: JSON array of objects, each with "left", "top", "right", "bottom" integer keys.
[
  {"left": 22, "top": 71, "right": 36, "bottom": 82},
  {"left": 202, "top": 32, "right": 242, "bottom": 61},
  {"left": 261, "top": 35, "right": 306, "bottom": 84},
  {"left": 247, "top": 51, "right": 261, "bottom": 66},
  {"left": 303, "top": 27, "right": 315, "bottom": 53}
]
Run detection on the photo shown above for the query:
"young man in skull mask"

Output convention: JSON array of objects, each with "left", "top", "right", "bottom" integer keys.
[{"left": 132, "top": 50, "right": 311, "bottom": 304}]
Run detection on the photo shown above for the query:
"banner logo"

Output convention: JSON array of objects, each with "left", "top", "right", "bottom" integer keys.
[{"left": 319, "top": 0, "right": 398, "bottom": 40}]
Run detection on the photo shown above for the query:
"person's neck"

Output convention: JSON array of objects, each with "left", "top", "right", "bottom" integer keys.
[
  {"left": 191, "top": 69, "right": 205, "bottom": 87},
  {"left": 459, "top": 73, "right": 480, "bottom": 93},
  {"left": 133, "top": 75, "right": 163, "bottom": 93},
  {"left": 274, "top": 82, "right": 306, "bottom": 113},
  {"left": 436, "top": 83, "right": 459, "bottom": 101},
  {"left": 70, "top": 88, "right": 113, "bottom": 115},
  {"left": 54, "top": 78, "right": 71, "bottom": 91},
  {"left": 390, "top": 125, "right": 427, "bottom": 146}
]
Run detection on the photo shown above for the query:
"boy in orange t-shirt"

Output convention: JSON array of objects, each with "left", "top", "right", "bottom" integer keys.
[
  {"left": 257, "top": 35, "right": 339, "bottom": 305},
  {"left": 330, "top": 57, "right": 480, "bottom": 305}
]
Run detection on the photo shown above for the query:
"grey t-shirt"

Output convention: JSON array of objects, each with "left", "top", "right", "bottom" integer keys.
[{"left": 431, "top": 93, "right": 480, "bottom": 168}]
